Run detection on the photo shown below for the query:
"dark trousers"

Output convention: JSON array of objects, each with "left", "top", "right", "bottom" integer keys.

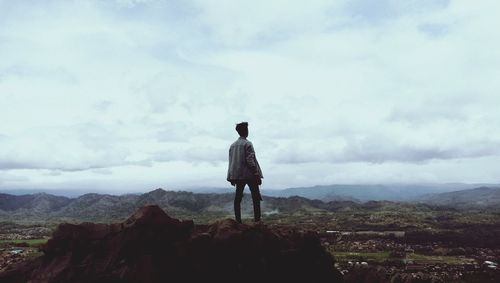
[{"left": 234, "top": 180, "right": 262, "bottom": 223}]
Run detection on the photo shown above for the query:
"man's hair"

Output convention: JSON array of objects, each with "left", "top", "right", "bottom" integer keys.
[{"left": 235, "top": 122, "right": 248, "bottom": 136}]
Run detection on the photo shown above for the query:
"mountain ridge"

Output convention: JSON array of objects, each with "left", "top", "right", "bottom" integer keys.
[
  {"left": 0, "top": 188, "right": 413, "bottom": 223},
  {"left": 3, "top": 183, "right": 498, "bottom": 200},
  {"left": 416, "top": 186, "right": 500, "bottom": 209},
  {"left": 2, "top": 186, "right": 500, "bottom": 225},
  {"left": 263, "top": 183, "right": 492, "bottom": 201}
]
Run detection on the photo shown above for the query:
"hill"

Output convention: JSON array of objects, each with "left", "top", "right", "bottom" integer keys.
[
  {"left": 0, "top": 193, "right": 71, "bottom": 213},
  {"left": 2, "top": 188, "right": 500, "bottom": 233},
  {"left": 3, "top": 183, "right": 496, "bottom": 201},
  {"left": 0, "top": 205, "right": 342, "bottom": 283},
  {"left": 263, "top": 183, "right": 484, "bottom": 202},
  {"left": 417, "top": 186, "right": 500, "bottom": 209},
  {"left": 0, "top": 189, "right": 436, "bottom": 226},
  {"left": 0, "top": 189, "right": 354, "bottom": 223}
]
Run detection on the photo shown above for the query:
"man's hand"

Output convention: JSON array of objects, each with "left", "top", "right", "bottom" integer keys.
[{"left": 253, "top": 172, "right": 262, "bottom": 185}]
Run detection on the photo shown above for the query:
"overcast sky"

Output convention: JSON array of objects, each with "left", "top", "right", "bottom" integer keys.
[{"left": 1, "top": 0, "right": 499, "bottom": 192}]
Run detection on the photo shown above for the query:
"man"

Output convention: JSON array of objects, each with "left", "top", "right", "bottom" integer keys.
[{"left": 227, "top": 122, "right": 263, "bottom": 223}]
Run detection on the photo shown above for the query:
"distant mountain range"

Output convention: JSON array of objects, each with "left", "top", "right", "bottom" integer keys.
[
  {"left": 0, "top": 189, "right": 333, "bottom": 223},
  {"left": 0, "top": 188, "right": 423, "bottom": 224},
  {"left": 1, "top": 186, "right": 500, "bottom": 224},
  {"left": 266, "top": 185, "right": 500, "bottom": 208},
  {"left": 416, "top": 186, "right": 500, "bottom": 209},
  {"left": 261, "top": 183, "right": 492, "bottom": 202},
  {"left": 3, "top": 183, "right": 497, "bottom": 201}
]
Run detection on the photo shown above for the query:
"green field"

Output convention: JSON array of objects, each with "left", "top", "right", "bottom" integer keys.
[
  {"left": 331, "top": 251, "right": 473, "bottom": 264},
  {"left": 0, "top": 239, "right": 48, "bottom": 246},
  {"left": 333, "top": 251, "right": 391, "bottom": 261},
  {"left": 406, "top": 253, "right": 474, "bottom": 264}
]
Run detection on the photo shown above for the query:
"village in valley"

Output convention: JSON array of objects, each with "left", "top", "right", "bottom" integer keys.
[
  {"left": 1, "top": 207, "right": 500, "bottom": 282},
  {"left": 320, "top": 230, "right": 499, "bottom": 281},
  {"left": 1, "top": 186, "right": 500, "bottom": 282}
]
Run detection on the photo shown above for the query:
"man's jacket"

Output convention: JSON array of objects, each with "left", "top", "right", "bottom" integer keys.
[{"left": 227, "top": 137, "right": 263, "bottom": 182}]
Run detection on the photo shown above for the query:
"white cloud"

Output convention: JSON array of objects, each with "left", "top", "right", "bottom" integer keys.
[{"left": 1, "top": 0, "right": 500, "bottom": 191}]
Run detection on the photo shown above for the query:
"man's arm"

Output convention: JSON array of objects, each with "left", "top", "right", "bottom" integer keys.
[
  {"left": 245, "top": 142, "right": 261, "bottom": 184},
  {"left": 227, "top": 147, "right": 235, "bottom": 186}
]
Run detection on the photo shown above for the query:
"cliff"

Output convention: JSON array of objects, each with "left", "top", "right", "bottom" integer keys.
[{"left": 0, "top": 205, "right": 342, "bottom": 283}]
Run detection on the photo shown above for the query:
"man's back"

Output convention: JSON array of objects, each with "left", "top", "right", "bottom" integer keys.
[{"left": 227, "top": 137, "right": 263, "bottom": 182}]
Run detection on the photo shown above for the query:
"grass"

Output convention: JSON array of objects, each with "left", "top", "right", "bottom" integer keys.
[
  {"left": 333, "top": 251, "right": 391, "bottom": 261},
  {"left": 332, "top": 251, "right": 474, "bottom": 264},
  {"left": 0, "top": 239, "right": 48, "bottom": 246},
  {"left": 407, "top": 253, "right": 473, "bottom": 264},
  {"left": 26, "top": 250, "right": 44, "bottom": 258}
]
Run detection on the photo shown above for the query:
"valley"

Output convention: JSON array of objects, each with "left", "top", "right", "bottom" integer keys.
[{"left": 1, "top": 187, "right": 499, "bottom": 282}]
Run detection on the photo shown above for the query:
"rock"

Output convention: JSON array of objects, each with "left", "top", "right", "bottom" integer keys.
[{"left": 0, "top": 205, "right": 342, "bottom": 283}]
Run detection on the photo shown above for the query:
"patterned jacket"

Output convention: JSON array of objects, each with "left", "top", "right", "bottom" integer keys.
[{"left": 227, "top": 137, "right": 263, "bottom": 182}]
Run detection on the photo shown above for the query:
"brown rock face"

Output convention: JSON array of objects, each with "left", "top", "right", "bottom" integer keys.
[{"left": 0, "top": 205, "right": 342, "bottom": 283}]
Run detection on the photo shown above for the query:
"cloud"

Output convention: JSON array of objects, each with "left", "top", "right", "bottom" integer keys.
[
  {"left": 153, "top": 145, "right": 226, "bottom": 163},
  {"left": 189, "top": 0, "right": 344, "bottom": 47},
  {"left": 0, "top": 64, "right": 78, "bottom": 84},
  {"left": 386, "top": 96, "right": 470, "bottom": 124},
  {"left": 1, "top": 0, "right": 500, "bottom": 190},
  {"left": 156, "top": 121, "right": 208, "bottom": 142},
  {"left": 0, "top": 172, "right": 30, "bottom": 185},
  {"left": 271, "top": 135, "right": 500, "bottom": 165},
  {"left": 93, "top": 100, "right": 113, "bottom": 112},
  {"left": 344, "top": 0, "right": 450, "bottom": 25},
  {"left": 0, "top": 123, "right": 148, "bottom": 172},
  {"left": 418, "top": 23, "right": 450, "bottom": 38}
]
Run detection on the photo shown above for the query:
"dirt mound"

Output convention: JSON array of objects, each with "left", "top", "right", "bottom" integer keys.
[{"left": 0, "top": 205, "right": 342, "bottom": 283}]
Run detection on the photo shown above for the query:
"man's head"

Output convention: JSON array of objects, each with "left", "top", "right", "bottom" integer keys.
[{"left": 235, "top": 122, "right": 249, "bottom": 138}]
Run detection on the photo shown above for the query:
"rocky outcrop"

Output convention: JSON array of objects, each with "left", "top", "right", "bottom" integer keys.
[{"left": 0, "top": 205, "right": 342, "bottom": 283}]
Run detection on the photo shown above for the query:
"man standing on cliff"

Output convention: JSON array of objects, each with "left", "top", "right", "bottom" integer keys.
[{"left": 227, "top": 122, "right": 263, "bottom": 223}]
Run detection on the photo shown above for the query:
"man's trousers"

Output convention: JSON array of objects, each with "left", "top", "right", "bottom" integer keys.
[{"left": 234, "top": 180, "right": 262, "bottom": 223}]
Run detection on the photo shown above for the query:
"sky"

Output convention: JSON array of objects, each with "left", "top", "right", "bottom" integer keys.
[{"left": 1, "top": 0, "right": 500, "bottom": 193}]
